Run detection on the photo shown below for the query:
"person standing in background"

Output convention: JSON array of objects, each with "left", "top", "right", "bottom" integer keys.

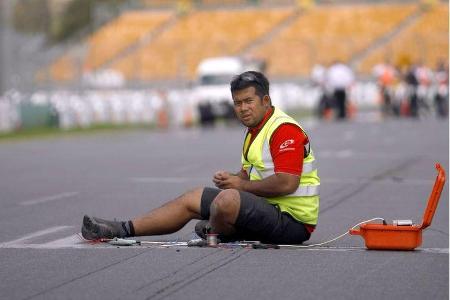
[
  {"left": 311, "top": 63, "right": 331, "bottom": 119},
  {"left": 405, "top": 65, "right": 419, "bottom": 118},
  {"left": 415, "top": 62, "right": 433, "bottom": 115},
  {"left": 434, "top": 60, "right": 449, "bottom": 118},
  {"left": 326, "top": 61, "right": 354, "bottom": 120},
  {"left": 373, "top": 61, "right": 397, "bottom": 117}
]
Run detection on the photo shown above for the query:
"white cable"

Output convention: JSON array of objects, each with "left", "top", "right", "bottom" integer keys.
[{"left": 278, "top": 217, "right": 385, "bottom": 249}]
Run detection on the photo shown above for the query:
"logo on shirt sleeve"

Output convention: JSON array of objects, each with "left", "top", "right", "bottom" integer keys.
[{"left": 279, "top": 139, "right": 295, "bottom": 149}]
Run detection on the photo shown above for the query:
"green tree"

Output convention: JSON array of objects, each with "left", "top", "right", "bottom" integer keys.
[
  {"left": 12, "top": 0, "right": 129, "bottom": 42},
  {"left": 49, "top": 0, "right": 92, "bottom": 42},
  {"left": 13, "top": 0, "right": 51, "bottom": 34}
]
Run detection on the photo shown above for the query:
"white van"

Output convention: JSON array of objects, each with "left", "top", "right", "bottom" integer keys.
[{"left": 192, "top": 56, "right": 265, "bottom": 125}]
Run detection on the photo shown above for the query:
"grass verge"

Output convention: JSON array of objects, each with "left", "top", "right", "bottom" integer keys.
[{"left": 0, "top": 123, "right": 156, "bottom": 142}]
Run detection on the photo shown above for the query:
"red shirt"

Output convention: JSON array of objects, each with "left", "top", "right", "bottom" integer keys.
[{"left": 243, "top": 107, "right": 315, "bottom": 232}]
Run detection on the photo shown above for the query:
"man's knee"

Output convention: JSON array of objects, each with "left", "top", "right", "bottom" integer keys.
[
  {"left": 210, "top": 189, "right": 240, "bottom": 222},
  {"left": 177, "top": 187, "right": 204, "bottom": 213},
  {"left": 184, "top": 187, "right": 204, "bottom": 198}
]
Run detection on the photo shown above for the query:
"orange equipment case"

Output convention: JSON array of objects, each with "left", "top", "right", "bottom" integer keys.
[{"left": 349, "top": 163, "right": 446, "bottom": 250}]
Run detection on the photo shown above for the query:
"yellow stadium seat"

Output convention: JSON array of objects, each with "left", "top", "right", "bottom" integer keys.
[
  {"left": 112, "top": 8, "right": 293, "bottom": 80},
  {"left": 250, "top": 3, "right": 417, "bottom": 77},
  {"left": 359, "top": 3, "right": 449, "bottom": 74}
]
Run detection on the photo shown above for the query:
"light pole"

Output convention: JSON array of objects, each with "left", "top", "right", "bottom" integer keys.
[
  {"left": 0, "top": 0, "right": 18, "bottom": 93},
  {"left": 0, "top": 0, "right": 6, "bottom": 94}
]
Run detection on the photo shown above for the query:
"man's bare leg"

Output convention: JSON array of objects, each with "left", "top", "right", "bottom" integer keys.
[
  {"left": 82, "top": 187, "right": 203, "bottom": 240},
  {"left": 132, "top": 187, "right": 203, "bottom": 236}
]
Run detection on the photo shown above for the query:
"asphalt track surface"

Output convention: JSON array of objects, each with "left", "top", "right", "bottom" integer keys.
[{"left": 0, "top": 115, "right": 448, "bottom": 300}]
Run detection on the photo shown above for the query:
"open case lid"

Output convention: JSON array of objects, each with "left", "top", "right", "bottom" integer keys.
[{"left": 420, "top": 163, "right": 446, "bottom": 229}]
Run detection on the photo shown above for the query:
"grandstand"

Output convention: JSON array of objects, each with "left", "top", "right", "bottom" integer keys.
[
  {"left": 49, "top": 54, "right": 78, "bottom": 82},
  {"left": 111, "top": 7, "right": 293, "bottom": 81},
  {"left": 83, "top": 11, "right": 173, "bottom": 72},
  {"left": 358, "top": 2, "right": 449, "bottom": 73},
  {"left": 250, "top": 3, "right": 417, "bottom": 77},
  {"left": 40, "top": 1, "right": 448, "bottom": 85}
]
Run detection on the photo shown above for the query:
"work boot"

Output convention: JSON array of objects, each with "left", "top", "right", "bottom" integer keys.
[
  {"left": 81, "top": 215, "right": 130, "bottom": 240},
  {"left": 194, "top": 220, "right": 212, "bottom": 240}
]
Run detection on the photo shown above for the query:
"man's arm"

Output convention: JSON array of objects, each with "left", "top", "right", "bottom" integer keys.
[
  {"left": 213, "top": 171, "right": 298, "bottom": 198},
  {"left": 239, "top": 173, "right": 299, "bottom": 197},
  {"left": 213, "top": 123, "right": 306, "bottom": 198}
]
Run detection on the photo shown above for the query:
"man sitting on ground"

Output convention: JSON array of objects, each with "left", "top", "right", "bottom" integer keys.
[{"left": 82, "top": 71, "right": 320, "bottom": 244}]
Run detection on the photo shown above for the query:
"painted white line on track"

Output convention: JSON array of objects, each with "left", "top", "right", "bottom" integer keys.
[
  {"left": 318, "top": 150, "right": 353, "bottom": 158},
  {"left": 131, "top": 177, "right": 434, "bottom": 186},
  {"left": 317, "top": 151, "right": 421, "bottom": 159},
  {"left": 175, "top": 163, "right": 202, "bottom": 174},
  {"left": 130, "top": 177, "right": 208, "bottom": 183},
  {"left": 343, "top": 131, "right": 355, "bottom": 141},
  {"left": 20, "top": 192, "right": 79, "bottom": 206},
  {"left": 337, "top": 150, "right": 353, "bottom": 158},
  {"left": 0, "top": 243, "right": 92, "bottom": 249},
  {"left": 0, "top": 234, "right": 447, "bottom": 254},
  {"left": 281, "top": 246, "right": 449, "bottom": 254},
  {"left": 0, "top": 226, "right": 73, "bottom": 247},
  {"left": 322, "top": 178, "right": 435, "bottom": 186},
  {"left": 417, "top": 248, "right": 450, "bottom": 254},
  {"left": 302, "top": 119, "right": 318, "bottom": 129},
  {"left": 41, "top": 234, "right": 85, "bottom": 249}
]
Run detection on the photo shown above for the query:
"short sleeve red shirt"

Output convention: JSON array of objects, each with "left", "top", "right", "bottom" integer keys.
[{"left": 270, "top": 123, "right": 307, "bottom": 176}]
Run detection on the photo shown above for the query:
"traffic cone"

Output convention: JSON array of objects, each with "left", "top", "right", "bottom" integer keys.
[
  {"left": 183, "top": 107, "right": 194, "bottom": 128},
  {"left": 323, "top": 108, "right": 333, "bottom": 120},
  {"left": 348, "top": 101, "right": 357, "bottom": 119},
  {"left": 400, "top": 100, "right": 410, "bottom": 117},
  {"left": 157, "top": 107, "right": 169, "bottom": 129}
]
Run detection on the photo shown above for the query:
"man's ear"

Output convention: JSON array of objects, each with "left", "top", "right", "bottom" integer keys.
[{"left": 262, "top": 95, "right": 271, "bottom": 107}]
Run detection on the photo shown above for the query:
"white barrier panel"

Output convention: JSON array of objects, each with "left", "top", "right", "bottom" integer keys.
[
  {"left": 0, "top": 100, "right": 19, "bottom": 133},
  {"left": 0, "top": 81, "right": 396, "bottom": 131}
]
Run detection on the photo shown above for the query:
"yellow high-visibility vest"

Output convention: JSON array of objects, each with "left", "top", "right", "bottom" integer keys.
[{"left": 241, "top": 107, "right": 320, "bottom": 225}]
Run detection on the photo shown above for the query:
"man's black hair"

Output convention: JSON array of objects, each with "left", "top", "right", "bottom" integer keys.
[{"left": 230, "top": 71, "right": 270, "bottom": 99}]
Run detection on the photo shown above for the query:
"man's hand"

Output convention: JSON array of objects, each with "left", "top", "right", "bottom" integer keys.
[{"left": 213, "top": 171, "right": 246, "bottom": 190}]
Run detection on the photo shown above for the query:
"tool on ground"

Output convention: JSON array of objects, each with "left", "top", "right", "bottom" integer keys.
[
  {"left": 187, "top": 239, "right": 208, "bottom": 247},
  {"left": 108, "top": 237, "right": 139, "bottom": 246},
  {"left": 349, "top": 163, "right": 446, "bottom": 250}
]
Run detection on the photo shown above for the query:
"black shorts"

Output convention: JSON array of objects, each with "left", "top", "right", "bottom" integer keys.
[{"left": 200, "top": 187, "right": 311, "bottom": 244}]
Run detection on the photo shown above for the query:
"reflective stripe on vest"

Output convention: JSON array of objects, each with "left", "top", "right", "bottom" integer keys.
[
  {"left": 250, "top": 160, "right": 317, "bottom": 178},
  {"left": 290, "top": 184, "right": 320, "bottom": 197}
]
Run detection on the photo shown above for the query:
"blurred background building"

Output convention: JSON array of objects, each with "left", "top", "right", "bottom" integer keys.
[{"left": 0, "top": 0, "right": 448, "bottom": 132}]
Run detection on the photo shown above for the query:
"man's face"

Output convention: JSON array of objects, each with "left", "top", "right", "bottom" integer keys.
[{"left": 232, "top": 86, "right": 270, "bottom": 128}]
